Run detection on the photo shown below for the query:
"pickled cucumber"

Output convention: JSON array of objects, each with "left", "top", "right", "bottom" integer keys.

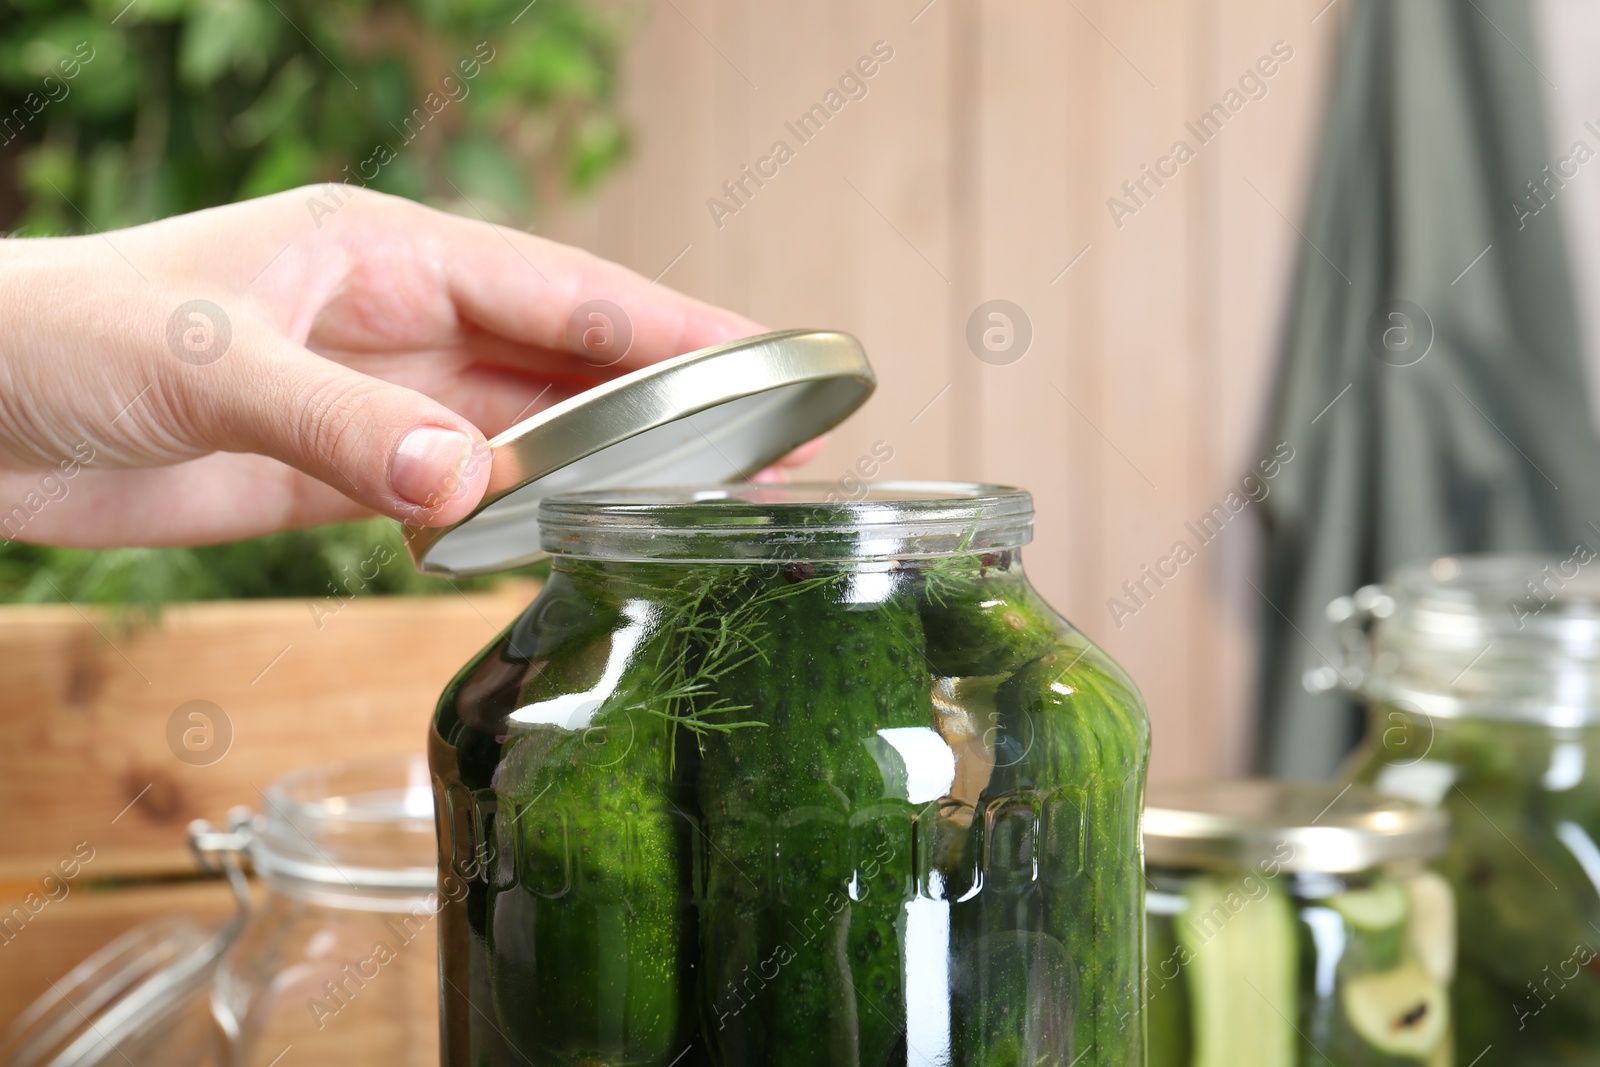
[
  {"left": 1341, "top": 961, "right": 1449, "bottom": 1059},
  {"left": 1146, "top": 872, "right": 1453, "bottom": 1067},
  {"left": 695, "top": 571, "right": 929, "bottom": 1066},
  {"left": 915, "top": 551, "right": 1058, "bottom": 677},
  {"left": 1404, "top": 872, "right": 1455, "bottom": 986},
  {"left": 950, "top": 641, "right": 1150, "bottom": 1065},
  {"left": 1176, "top": 872, "right": 1298, "bottom": 1067},
  {"left": 488, "top": 597, "right": 694, "bottom": 1067},
  {"left": 1145, "top": 898, "right": 1195, "bottom": 1067},
  {"left": 1331, "top": 879, "right": 1411, "bottom": 973},
  {"left": 1352, "top": 711, "right": 1600, "bottom": 1061}
]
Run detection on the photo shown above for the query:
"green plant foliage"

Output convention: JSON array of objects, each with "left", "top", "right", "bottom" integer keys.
[
  {"left": 0, "top": 517, "right": 548, "bottom": 616},
  {"left": 0, "top": 0, "right": 630, "bottom": 234},
  {"left": 0, "top": 0, "right": 623, "bottom": 604}
]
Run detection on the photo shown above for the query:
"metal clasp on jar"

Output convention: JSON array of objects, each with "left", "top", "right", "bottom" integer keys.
[
  {"left": 1304, "top": 584, "right": 1396, "bottom": 695},
  {"left": 187, "top": 806, "right": 256, "bottom": 918}
]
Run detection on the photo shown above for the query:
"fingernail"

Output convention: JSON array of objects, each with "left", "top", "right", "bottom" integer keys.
[{"left": 391, "top": 426, "right": 474, "bottom": 509}]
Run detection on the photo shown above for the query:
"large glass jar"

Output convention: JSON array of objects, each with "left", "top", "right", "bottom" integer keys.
[
  {"left": 428, "top": 483, "right": 1151, "bottom": 1067},
  {"left": 1338, "top": 555, "right": 1600, "bottom": 1065},
  {"left": 209, "top": 755, "right": 443, "bottom": 1067},
  {"left": 1143, "top": 780, "right": 1453, "bottom": 1067}
]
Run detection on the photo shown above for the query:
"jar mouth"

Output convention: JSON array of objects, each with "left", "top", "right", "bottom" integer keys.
[
  {"left": 1142, "top": 780, "right": 1447, "bottom": 874},
  {"left": 538, "top": 481, "right": 1033, "bottom": 562},
  {"left": 1366, "top": 553, "right": 1600, "bottom": 723},
  {"left": 1388, "top": 554, "right": 1600, "bottom": 644},
  {"left": 255, "top": 754, "right": 437, "bottom": 901}
]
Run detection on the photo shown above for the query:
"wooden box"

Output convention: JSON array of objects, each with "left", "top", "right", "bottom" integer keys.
[{"left": 0, "top": 584, "right": 535, "bottom": 1044}]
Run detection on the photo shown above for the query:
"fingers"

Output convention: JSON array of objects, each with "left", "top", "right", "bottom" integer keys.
[
  {"left": 184, "top": 323, "right": 491, "bottom": 527},
  {"left": 429, "top": 208, "right": 766, "bottom": 374},
  {"left": 773, "top": 437, "right": 826, "bottom": 468}
]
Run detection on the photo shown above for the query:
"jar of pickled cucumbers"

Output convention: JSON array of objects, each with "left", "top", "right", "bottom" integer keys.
[
  {"left": 427, "top": 481, "right": 1150, "bottom": 1066},
  {"left": 1335, "top": 555, "right": 1600, "bottom": 1064},
  {"left": 1143, "top": 780, "right": 1452, "bottom": 1067}
]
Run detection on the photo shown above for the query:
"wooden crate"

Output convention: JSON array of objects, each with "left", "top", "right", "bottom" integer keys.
[{"left": 0, "top": 584, "right": 535, "bottom": 1033}]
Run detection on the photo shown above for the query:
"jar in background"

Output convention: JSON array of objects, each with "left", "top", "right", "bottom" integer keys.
[
  {"left": 429, "top": 483, "right": 1151, "bottom": 1067},
  {"left": 0, "top": 914, "right": 234, "bottom": 1067},
  {"left": 208, "top": 755, "right": 441, "bottom": 1067},
  {"left": 1335, "top": 555, "right": 1600, "bottom": 1063},
  {"left": 1144, "top": 780, "right": 1452, "bottom": 1067}
]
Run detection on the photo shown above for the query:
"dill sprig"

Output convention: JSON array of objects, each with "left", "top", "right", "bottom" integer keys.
[
  {"left": 611, "top": 563, "right": 847, "bottom": 767},
  {"left": 563, "top": 525, "right": 1000, "bottom": 768},
  {"left": 906, "top": 523, "right": 983, "bottom": 608}
]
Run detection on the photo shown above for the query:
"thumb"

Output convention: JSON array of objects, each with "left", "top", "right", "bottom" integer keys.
[{"left": 192, "top": 333, "right": 491, "bottom": 527}]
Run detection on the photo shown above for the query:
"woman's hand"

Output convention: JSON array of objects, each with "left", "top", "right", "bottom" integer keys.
[{"left": 0, "top": 186, "right": 779, "bottom": 547}]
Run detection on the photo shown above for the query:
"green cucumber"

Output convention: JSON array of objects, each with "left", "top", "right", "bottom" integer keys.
[
  {"left": 915, "top": 555, "right": 1059, "bottom": 677},
  {"left": 1341, "top": 961, "right": 1449, "bottom": 1059},
  {"left": 1144, "top": 899, "right": 1194, "bottom": 1067},
  {"left": 1404, "top": 872, "right": 1456, "bottom": 986},
  {"left": 950, "top": 641, "right": 1150, "bottom": 1065},
  {"left": 696, "top": 572, "right": 930, "bottom": 1066},
  {"left": 1333, "top": 879, "right": 1411, "bottom": 931},
  {"left": 487, "top": 597, "right": 693, "bottom": 1067},
  {"left": 1176, "top": 872, "right": 1298, "bottom": 1067},
  {"left": 948, "top": 928, "right": 1076, "bottom": 1065},
  {"left": 1331, "top": 878, "right": 1411, "bottom": 972},
  {"left": 1354, "top": 711, "right": 1600, "bottom": 1058}
]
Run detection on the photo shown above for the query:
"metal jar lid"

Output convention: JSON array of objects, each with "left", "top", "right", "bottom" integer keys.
[
  {"left": 1143, "top": 780, "right": 1448, "bottom": 874},
  {"left": 407, "top": 329, "right": 876, "bottom": 577},
  {"left": 1309, "top": 554, "right": 1600, "bottom": 726}
]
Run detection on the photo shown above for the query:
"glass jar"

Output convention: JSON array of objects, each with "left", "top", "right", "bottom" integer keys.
[
  {"left": 1337, "top": 555, "right": 1600, "bottom": 1064},
  {"left": 1143, "top": 780, "right": 1453, "bottom": 1067},
  {"left": 428, "top": 482, "right": 1151, "bottom": 1067},
  {"left": 208, "top": 755, "right": 442, "bottom": 1067},
  {"left": 0, "top": 914, "right": 233, "bottom": 1067}
]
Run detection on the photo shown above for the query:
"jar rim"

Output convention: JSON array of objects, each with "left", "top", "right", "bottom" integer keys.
[
  {"left": 1387, "top": 553, "right": 1600, "bottom": 640},
  {"left": 1360, "top": 553, "right": 1600, "bottom": 723},
  {"left": 1143, "top": 779, "right": 1448, "bottom": 873},
  {"left": 254, "top": 754, "right": 437, "bottom": 900},
  {"left": 538, "top": 481, "right": 1034, "bottom": 563}
]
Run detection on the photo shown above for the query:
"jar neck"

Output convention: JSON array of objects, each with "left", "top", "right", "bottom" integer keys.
[
  {"left": 1364, "top": 555, "right": 1600, "bottom": 725},
  {"left": 250, "top": 755, "right": 439, "bottom": 910},
  {"left": 1373, "top": 702, "right": 1599, "bottom": 741},
  {"left": 258, "top": 870, "right": 438, "bottom": 912},
  {"left": 1146, "top": 864, "right": 1415, "bottom": 900},
  {"left": 537, "top": 482, "right": 1032, "bottom": 564},
  {"left": 549, "top": 546, "right": 1031, "bottom": 581}
]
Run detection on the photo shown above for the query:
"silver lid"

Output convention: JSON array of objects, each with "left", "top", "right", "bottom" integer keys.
[
  {"left": 1143, "top": 780, "right": 1448, "bottom": 874},
  {"left": 1317, "top": 554, "right": 1600, "bottom": 725},
  {"left": 409, "top": 329, "right": 876, "bottom": 577}
]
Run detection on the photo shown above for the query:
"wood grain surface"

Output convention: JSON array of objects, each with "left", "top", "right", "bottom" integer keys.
[
  {"left": 0, "top": 587, "right": 533, "bottom": 1034},
  {"left": 0, "top": 585, "right": 533, "bottom": 887}
]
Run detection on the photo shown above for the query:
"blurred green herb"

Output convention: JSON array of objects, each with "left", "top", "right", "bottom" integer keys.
[
  {"left": 0, "top": 517, "right": 548, "bottom": 617},
  {"left": 0, "top": 0, "right": 629, "bottom": 233},
  {"left": 0, "top": 0, "right": 619, "bottom": 606}
]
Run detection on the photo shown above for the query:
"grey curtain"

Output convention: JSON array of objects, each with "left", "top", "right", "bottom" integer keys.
[{"left": 1256, "top": 0, "right": 1600, "bottom": 777}]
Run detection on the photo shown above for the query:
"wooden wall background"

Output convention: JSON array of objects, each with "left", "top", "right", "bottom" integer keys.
[{"left": 546, "top": 0, "right": 1344, "bottom": 782}]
